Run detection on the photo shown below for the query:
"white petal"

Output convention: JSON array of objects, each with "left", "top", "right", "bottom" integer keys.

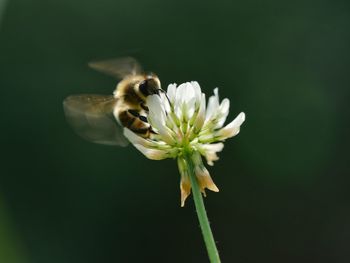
[
  {"left": 175, "top": 83, "right": 188, "bottom": 104},
  {"left": 197, "top": 132, "right": 215, "bottom": 143},
  {"left": 183, "top": 82, "right": 195, "bottom": 103},
  {"left": 167, "top": 83, "right": 177, "bottom": 104},
  {"left": 205, "top": 88, "right": 220, "bottom": 122},
  {"left": 147, "top": 95, "right": 166, "bottom": 125},
  {"left": 124, "top": 128, "right": 172, "bottom": 152},
  {"left": 174, "top": 82, "right": 196, "bottom": 121},
  {"left": 147, "top": 95, "right": 166, "bottom": 129},
  {"left": 200, "top": 143, "right": 224, "bottom": 153},
  {"left": 133, "top": 144, "right": 169, "bottom": 160},
  {"left": 216, "top": 98, "right": 230, "bottom": 128},
  {"left": 184, "top": 96, "right": 196, "bottom": 121},
  {"left": 192, "top": 94, "right": 206, "bottom": 133},
  {"left": 214, "top": 88, "right": 219, "bottom": 100},
  {"left": 217, "top": 112, "right": 245, "bottom": 139},
  {"left": 156, "top": 123, "right": 176, "bottom": 145},
  {"left": 191, "top": 81, "right": 202, "bottom": 109},
  {"left": 160, "top": 92, "right": 171, "bottom": 113},
  {"left": 147, "top": 95, "right": 176, "bottom": 145},
  {"left": 198, "top": 143, "right": 224, "bottom": 166},
  {"left": 123, "top": 128, "right": 152, "bottom": 147}
]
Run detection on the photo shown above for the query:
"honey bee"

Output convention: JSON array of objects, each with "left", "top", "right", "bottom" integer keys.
[{"left": 63, "top": 57, "right": 162, "bottom": 146}]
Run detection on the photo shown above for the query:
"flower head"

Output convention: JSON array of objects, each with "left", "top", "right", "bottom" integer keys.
[{"left": 124, "top": 81, "right": 245, "bottom": 206}]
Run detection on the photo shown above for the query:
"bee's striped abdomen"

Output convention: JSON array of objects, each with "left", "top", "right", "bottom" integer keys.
[{"left": 118, "top": 109, "right": 152, "bottom": 138}]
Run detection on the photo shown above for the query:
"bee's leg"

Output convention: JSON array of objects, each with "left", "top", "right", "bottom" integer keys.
[
  {"left": 139, "top": 115, "right": 148, "bottom": 123},
  {"left": 149, "top": 127, "right": 157, "bottom": 134},
  {"left": 128, "top": 109, "right": 148, "bottom": 124},
  {"left": 140, "top": 103, "right": 149, "bottom": 112},
  {"left": 119, "top": 110, "right": 136, "bottom": 127},
  {"left": 128, "top": 109, "right": 139, "bottom": 117}
]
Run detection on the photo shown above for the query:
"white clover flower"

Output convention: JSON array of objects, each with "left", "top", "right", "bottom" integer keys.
[{"left": 124, "top": 81, "right": 245, "bottom": 206}]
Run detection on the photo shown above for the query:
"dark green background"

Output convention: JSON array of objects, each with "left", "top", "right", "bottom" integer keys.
[{"left": 1, "top": 0, "right": 349, "bottom": 262}]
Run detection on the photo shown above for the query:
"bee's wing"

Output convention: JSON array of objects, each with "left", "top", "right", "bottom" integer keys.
[
  {"left": 88, "top": 57, "right": 143, "bottom": 79},
  {"left": 63, "top": 94, "right": 129, "bottom": 146}
]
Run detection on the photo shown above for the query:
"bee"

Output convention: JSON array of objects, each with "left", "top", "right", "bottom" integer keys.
[{"left": 63, "top": 57, "right": 162, "bottom": 146}]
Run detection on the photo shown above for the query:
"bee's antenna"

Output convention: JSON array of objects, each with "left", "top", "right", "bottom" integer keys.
[{"left": 158, "top": 89, "right": 171, "bottom": 105}]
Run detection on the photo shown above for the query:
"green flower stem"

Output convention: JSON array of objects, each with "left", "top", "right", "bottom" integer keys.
[{"left": 184, "top": 153, "right": 221, "bottom": 263}]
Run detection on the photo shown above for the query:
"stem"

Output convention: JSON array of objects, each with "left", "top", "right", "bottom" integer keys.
[{"left": 184, "top": 153, "right": 221, "bottom": 263}]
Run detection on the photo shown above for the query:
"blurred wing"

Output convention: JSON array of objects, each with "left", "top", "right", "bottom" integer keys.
[
  {"left": 63, "top": 94, "right": 129, "bottom": 146},
  {"left": 88, "top": 57, "right": 143, "bottom": 79}
]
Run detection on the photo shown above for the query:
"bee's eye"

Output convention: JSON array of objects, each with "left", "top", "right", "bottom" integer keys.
[{"left": 139, "top": 80, "right": 150, "bottom": 96}]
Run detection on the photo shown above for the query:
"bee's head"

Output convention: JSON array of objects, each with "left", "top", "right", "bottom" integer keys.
[{"left": 138, "top": 74, "right": 162, "bottom": 98}]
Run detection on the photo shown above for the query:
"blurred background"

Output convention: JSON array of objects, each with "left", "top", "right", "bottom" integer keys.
[{"left": 1, "top": 0, "right": 349, "bottom": 262}]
